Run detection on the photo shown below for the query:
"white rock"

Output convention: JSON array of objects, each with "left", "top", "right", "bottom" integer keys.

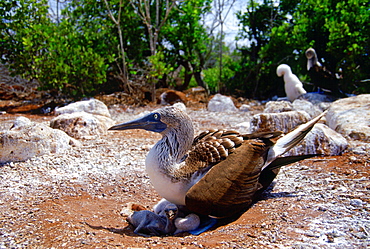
[
  {"left": 326, "top": 94, "right": 370, "bottom": 142},
  {"left": 50, "top": 112, "right": 115, "bottom": 139},
  {"left": 55, "top": 99, "right": 111, "bottom": 118},
  {"left": 292, "top": 99, "right": 322, "bottom": 118},
  {"left": 348, "top": 140, "right": 370, "bottom": 155},
  {"left": 207, "top": 94, "right": 237, "bottom": 112},
  {"left": 239, "top": 104, "right": 251, "bottom": 112},
  {"left": 286, "top": 123, "right": 348, "bottom": 156},
  {"left": 0, "top": 117, "right": 78, "bottom": 163},
  {"left": 235, "top": 121, "right": 251, "bottom": 132},
  {"left": 172, "top": 102, "right": 186, "bottom": 112},
  {"left": 11, "top": 116, "right": 32, "bottom": 128},
  {"left": 263, "top": 101, "right": 293, "bottom": 113},
  {"left": 251, "top": 111, "right": 310, "bottom": 133}
]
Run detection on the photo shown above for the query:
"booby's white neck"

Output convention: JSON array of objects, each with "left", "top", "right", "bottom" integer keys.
[{"left": 145, "top": 119, "right": 195, "bottom": 205}]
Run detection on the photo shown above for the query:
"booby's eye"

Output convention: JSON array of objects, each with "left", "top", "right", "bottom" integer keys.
[{"left": 153, "top": 113, "right": 160, "bottom": 120}]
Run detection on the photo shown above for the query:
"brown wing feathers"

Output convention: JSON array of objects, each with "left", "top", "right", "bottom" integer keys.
[
  {"left": 187, "top": 130, "right": 243, "bottom": 164},
  {"left": 183, "top": 130, "right": 285, "bottom": 217},
  {"left": 174, "top": 130, "right": 277, "bottom": 179},
  {"left": 187, "top": 130, "right": 279, "bottom": 167},
  {"left": 185, "top": 139, "right": 270, "bottom": 217}
]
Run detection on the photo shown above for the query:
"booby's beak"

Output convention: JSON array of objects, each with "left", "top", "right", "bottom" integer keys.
[
  {"left": 165, "top": 208, "right": 178, "bottom": 220},
  {"left": 108, "top": 112, "right": 167, "bottom": 133}
]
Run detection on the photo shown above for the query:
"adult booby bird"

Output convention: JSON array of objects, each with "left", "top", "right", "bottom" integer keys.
[
  {"left": 305, "top": 48, "right": 344, "bottom": 97},
  {"left": 276, "top": 64, "right": 307, "bottom": 102},
  {"left": 109, "top": 107, "right": 325, "bottom": 218}
]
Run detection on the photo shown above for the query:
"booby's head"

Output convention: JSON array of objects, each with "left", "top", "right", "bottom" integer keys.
[
  {"left": 163, "top": 203, "right": 178, "bottom": 220},
  {"left": 108, "top": 106, "right": 193, "bottom": 136},
  {"left": 305, "top": 48, "right": 322, "bottom": 70},
  {"left": 276, "top": 64, "right": 292, "bottom": 77},
  {"left": 305, "top": 47, "right": 315, "bottom": 60}
]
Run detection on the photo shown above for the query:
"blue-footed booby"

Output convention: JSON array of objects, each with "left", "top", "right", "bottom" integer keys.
[
  {"left": 109, "top": 107, "right": 326, "bottom": 218},
  {"left": 277, "top": 64, "right": 307, "bottom": 102}
]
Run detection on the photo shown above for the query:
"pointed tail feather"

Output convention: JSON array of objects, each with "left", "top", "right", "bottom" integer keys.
[
  {"left": 263, "top": 111, "right": 327, "bottom": 169},
  {"left": 266, "top": 154, "right": 321, "bottom": 171}
]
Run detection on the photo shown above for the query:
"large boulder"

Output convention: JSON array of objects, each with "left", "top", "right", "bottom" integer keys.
[
  {"left": 55, "top": 98, "right": 111, "bottom": 118},
  {"left": 326, "top": 94, "right": 370, "bottom": 142},
  {"left": 0, "top": 117, "right": 78, "bottom": 163},
  {"left": 50, "top": 112, "right": 114, "bottom": 139},
  {"left": 286, "top": 123, "right": 348, "bottom": 156},
  {"left": 251, "top": 111, "right": 310, "bottom": 133},
  {"left": 292, "top": 99, "right": 322, "bottom": 118},
  {"left": 263, "top": 101, "right": 293, "bottom": 113},
  {"left": 207, "top": 94, "right": 237, "bottom": 112},
  {"left": 51, "top": 99, "right": 114, "bottom": 139},
  {"left": 251, "top": 111, "right": 347, "bottom": 156}
]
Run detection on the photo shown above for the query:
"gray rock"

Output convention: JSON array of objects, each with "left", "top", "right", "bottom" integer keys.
[
  {"left": 252, "top": 110, "right": 347, "bottom": 156},
  {"left": 263, "top": 101, "right": 293, "bottom": 113},
  {"left": 286, "top": 123, "right": 348, "bottom": 156},
  {"left": 348, "top": 141, "right": 370, "bottom": 155},
  {"left": 172, "top": 102, "right": 186, "bottom": 112},
  {"left": 55, "top": 99, "right": 111, "bottom": 118},
  {"left": 207, "top": 94, "right": 237, "bottom": 112},
  {"left": 326, "top": 94, "right": 370, "bottom": 142},
  {"left": 301, "top": 92, "right": 337, "bottom": 105},
  {"left": 0, "top": 117, "right": 78, "bottom": 163},
  {"left": 292, "top": 99, "right": 322, "bottom": 118},
  {"left": 251, "top": 111, "right": 310, "bottom": 133},
  {"left": 50, "top": 112, "right": 115, "bottom": 139},
  {"left": 11, "top": 116, "right": 32, "bottom": 128},
  {"left": 239, "top": 104, "right": 251, "bottom": 112}
]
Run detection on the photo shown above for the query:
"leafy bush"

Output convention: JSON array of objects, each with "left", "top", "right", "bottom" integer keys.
[{"left": 1, "top": 0, "right": 114, "bottom": 98}]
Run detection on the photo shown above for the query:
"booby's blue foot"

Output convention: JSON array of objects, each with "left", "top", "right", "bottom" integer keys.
[{"left": 189, "top": 217, "right": 217, "bottom": 235}]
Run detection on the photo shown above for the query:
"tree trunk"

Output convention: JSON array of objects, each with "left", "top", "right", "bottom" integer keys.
[
  {"left": 178, "top": 61, "right": 192, "bottom": 91},
  {"left": 194, "top": 71, "right": 209, "bottom": 94}
]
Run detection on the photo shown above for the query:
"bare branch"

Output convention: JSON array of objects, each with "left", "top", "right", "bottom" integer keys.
[{"left": 103, "top": 0, "right": 119, "bottom": 25}]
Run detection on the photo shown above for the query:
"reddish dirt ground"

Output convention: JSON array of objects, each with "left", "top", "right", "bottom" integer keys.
[{"left": 28, "top": 155, "right": 370, "bottom": 248}]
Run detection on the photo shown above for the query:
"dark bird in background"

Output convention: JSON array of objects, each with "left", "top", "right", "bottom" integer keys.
[
  {"left": 109, "top": 106, "right": 326, "bottom": 233},
  {"left": 305, "top": 48, "right": 345, "bottom": 97}
]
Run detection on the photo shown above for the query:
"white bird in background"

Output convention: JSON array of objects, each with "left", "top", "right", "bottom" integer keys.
[
  {"left": 109, "top": 106, "right": 326, "bottom": 223},
  {"left": 277, "top": 64, "right": 307, "bottom": 102}
]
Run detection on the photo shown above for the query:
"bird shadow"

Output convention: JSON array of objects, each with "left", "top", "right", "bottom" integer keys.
[
  {"left": 212, "top": 184, "right": 298, "bottom": 229},
  {"left": 83, "top": 221, "right": 187, "bottom": 238},
  {"left": 259, "top": 182, "right": 299, "bottom": 200},
  {"left": 82, "top": 221, "right": 142, "bottom": 237}
]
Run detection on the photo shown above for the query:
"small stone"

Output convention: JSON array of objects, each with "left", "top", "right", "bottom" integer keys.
[
  {"left": 239, "top": 104, "right": 251, "bottom": 112},
  {"left": 350, "top": 199, "right": 364, "bottom": 207}
]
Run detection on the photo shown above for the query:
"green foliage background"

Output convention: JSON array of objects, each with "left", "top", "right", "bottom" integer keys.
[{"left": 0, "top": 0, "right": 369, "bottom": 99}]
